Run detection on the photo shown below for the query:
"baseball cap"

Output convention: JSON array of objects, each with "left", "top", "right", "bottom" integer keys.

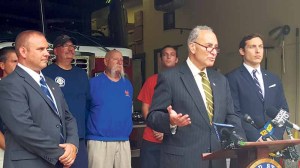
[{"left": 53, "top": 35, "right": 77, "bottom": 48}]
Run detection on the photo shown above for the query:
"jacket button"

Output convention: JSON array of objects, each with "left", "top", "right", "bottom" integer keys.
[{"left": 56, "top": 125, "right": 59, "bottom": 128}]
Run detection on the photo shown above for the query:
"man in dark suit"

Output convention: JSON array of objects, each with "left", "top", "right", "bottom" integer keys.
[
  {"left": 226, "top": 33, "right": 288, "bottom": 142},
  {"left": 0, "top": 30, "right": 79, "bottom": 168},
  {"left": 147, "top": 25, "right": 246, "bottom": 168}
]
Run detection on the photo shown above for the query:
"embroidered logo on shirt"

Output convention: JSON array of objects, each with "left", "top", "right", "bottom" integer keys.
[
  {"left": 55, "top": 76, "right": 65, "bottom": 87},
  {"left": 125, "top": 90, "right": 130, "bottom": 97}
]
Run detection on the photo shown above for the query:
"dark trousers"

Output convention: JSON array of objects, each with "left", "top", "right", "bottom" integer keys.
[
  {"left": 56, "top": 162, "right": 64, "bottom": 168},
  {"left": 72, "top": 139, "right": 88, "bottom": 168},
  {"left": 140, "top": 139, "right": 162, "bottom": 168}
]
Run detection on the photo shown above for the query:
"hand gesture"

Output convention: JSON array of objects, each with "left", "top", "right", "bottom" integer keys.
[{"left": 167, "top": 105, "right": 191, "bottom": 127}]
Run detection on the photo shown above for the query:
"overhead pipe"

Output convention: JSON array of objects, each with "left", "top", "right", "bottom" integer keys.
[
  {"left": 39, "top": 0, "right": 46, "bottom": 34},
  {"left": 295, "top": 28, "right": 299, "bottom": 138}
]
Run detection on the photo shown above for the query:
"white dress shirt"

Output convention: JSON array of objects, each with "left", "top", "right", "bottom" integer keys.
[{"left": 186, "top": 58, "right": 209, "bottom": 110}]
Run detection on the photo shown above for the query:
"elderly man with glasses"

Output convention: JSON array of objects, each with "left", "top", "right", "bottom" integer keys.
[
  {"left": 147, "top": 25, "right": 246, "bottom": 168},
  {"left": 43, "top": 34, "right": 89, "bottom": 168}
]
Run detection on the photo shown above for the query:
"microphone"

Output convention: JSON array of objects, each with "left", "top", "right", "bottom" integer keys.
[
  {"left": 266, "top": 107, "right": 288, "bottom": 127},
  {"left": 244, "top": 115, "right": 276, "bottom": 141},
  {"left": 243, "top": 114, "right": 258, "bottom": 129},
  {"left": 244, "top": 110, "right": 299, "bottom": 159},
  {"left": 286, "top": 127, "right": 294, "bottom": 140},
  {"left": 266, "top": 107, "right": 300, "bottom": 131},
  {"left": 220, "top": 127, "right": 245, "bottom": 149},
  {"left": 257, "top": 120, "right": 276, "bottom": 140}
]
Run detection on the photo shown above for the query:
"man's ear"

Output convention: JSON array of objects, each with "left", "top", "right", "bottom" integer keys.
[
  {"left": 189, "top": 42, "right": 196, "bottom": 54},
  {"left": 239, "top": 48, "right": 245, "bottom": 56},
  {"left": 53, "top": 48, "right": 58, "bottom": 56},
  {"left": 175, "top": 57, "right": 179, "bottom": 64},
  {"left": 18, "top": 47, "right": 27, "bottom": 59},
  {"left": 104, "top": 58, "right": 108, "bottom": 66},
  {"left": 0, "top": 62, "right": 4, "bottom": 70}
]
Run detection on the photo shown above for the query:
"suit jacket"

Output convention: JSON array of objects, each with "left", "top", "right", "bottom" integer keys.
[
  {"left": 0, "top": 66, "right": 79, "bottom": 168},
  {"left": 226, "top": 65, "right": 288, "bottom": 142},
  {"left": 147, "top": 62, "right": 245, "bottom": 168}
]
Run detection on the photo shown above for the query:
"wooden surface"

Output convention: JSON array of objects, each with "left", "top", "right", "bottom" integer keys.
[
  {"left": 242, "top": 139, "right": 300, "bottom": 154},
  {"left": 202, "top": 139, "right": 300, "bottom": 167},
  {"left": 202, "top": 139, "right": 300, "bottom": 160}
]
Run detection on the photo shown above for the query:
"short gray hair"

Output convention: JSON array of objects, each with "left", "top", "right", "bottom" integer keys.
[{"left": 187, "top": 25, "right": 213, "bottom": 46}]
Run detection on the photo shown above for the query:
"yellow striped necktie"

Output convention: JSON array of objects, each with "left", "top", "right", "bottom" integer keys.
[{"left": 200, "top": 72, "right": 214, "bottom": 123}]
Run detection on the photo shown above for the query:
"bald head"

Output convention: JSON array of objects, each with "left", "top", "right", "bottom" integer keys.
[
  {"left": 15, "top": 30, "right": 45, "bottom": 56},
  {"left": 105, "top": 49, "right": 122, "bottom": 59},
  {"left": 15, "top": 30, "right": 50, "bottom": 73}
]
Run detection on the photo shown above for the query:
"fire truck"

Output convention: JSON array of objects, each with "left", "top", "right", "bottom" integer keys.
[
  {"left": 0, "top": 0, "right": 132, "bottom": 79},
  {"left": 0, "top": 42, "right": 133, "bottom": 80},
  {"left": 0, "top": 0, "right": 145, "bottom": 162}
]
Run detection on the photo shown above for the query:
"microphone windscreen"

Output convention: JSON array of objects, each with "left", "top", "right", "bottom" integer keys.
[
  {"left": 220, "top": 128, "right": 231, "bottom": 139},
  {"left": 266, "top": 107, "right": 279, "bottom": 118},
  {"left": 243, "top": 114, "right": 253, "bottom": 123}
]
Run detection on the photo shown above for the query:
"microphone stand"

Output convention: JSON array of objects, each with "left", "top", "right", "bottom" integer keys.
[
  {"left": 286, "top": 127, "right": 294, "bottom": 140},
  {"left": 282, "top": 127, "right": 299, "bottom": 162}
]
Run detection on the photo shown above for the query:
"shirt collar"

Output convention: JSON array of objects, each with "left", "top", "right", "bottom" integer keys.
[
  {"left": 18, "top": 63, "right": 45, "bottom": 85},
  {"left": 186, "top": 57, "right": 208, "bottom": 77},
  {"left": 243, "top": 63, "right": 261, "bottom": 75}
]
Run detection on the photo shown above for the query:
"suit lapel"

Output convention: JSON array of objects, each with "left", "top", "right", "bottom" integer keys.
[
  {"left": 179, "top": 63, "right": 211, "bottom": 126},
  {"left": 240, "top": 65, "right": 264, "bottom": 103},
  {"left": 261, "top": 69, "right": 270, "bottom": 104},
  {"left": 15, "top": 66, "right": 61, "bottom": 118}
]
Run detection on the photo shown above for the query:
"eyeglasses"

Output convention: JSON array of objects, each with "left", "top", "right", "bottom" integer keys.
[
  {"left": 193, "top": 42, "right": 220, "bottom": 54},
  {"left": 59, "top": 44, "right": 77, "bottom": 49}
]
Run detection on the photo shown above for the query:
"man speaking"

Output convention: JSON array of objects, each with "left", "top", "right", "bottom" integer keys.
[{"left": 147, "top": 25, "right": 246, "bottom": 168}]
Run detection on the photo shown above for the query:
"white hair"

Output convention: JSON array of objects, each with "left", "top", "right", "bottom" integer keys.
[{"left": 187, "top": 25, "right": 213, "bottom": 46}]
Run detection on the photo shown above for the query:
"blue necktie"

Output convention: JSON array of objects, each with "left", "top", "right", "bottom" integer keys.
[
  {"left": 252, "top": 70, "right": 264, "bottom": 101},
  {"left": 40, "top": 76, "right": 65, "bottom": 143},
  {"left": 40, "top": 76, "right": 59, "bottom": 114}
]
